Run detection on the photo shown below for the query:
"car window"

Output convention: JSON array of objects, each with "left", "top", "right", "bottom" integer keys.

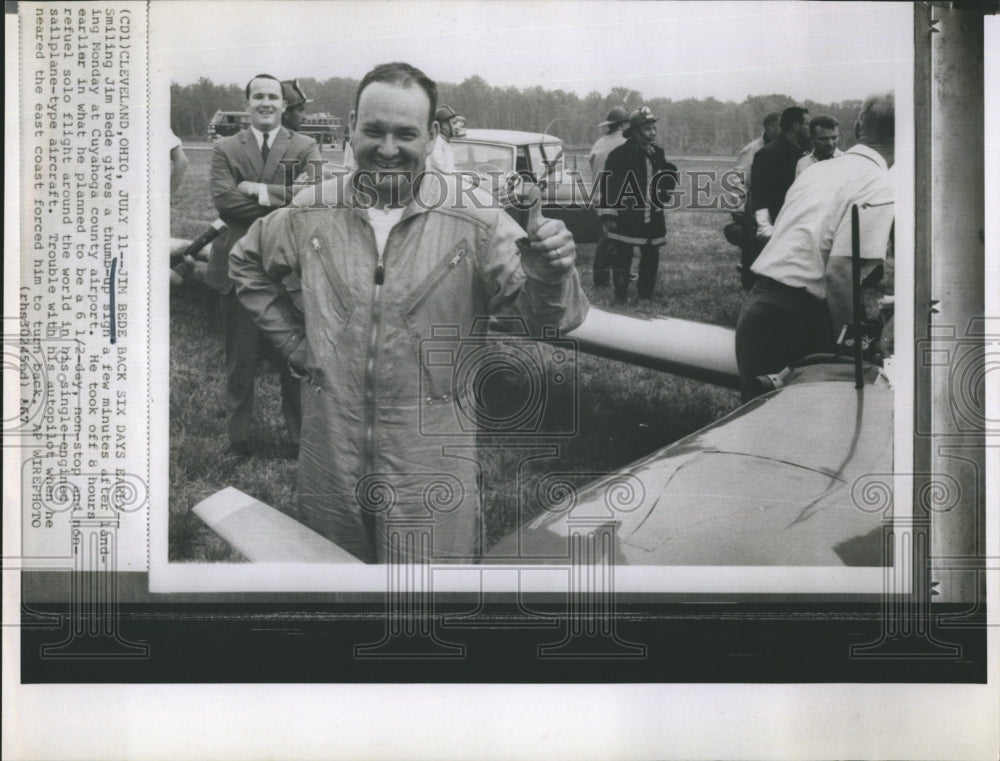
[{"left": 452, "top": 142, "right": 516, "bottom": 174}]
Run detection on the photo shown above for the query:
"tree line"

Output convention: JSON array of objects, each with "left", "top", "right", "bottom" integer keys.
[{"left": 171, "top": 76, "right": 864, "bottom": 155}]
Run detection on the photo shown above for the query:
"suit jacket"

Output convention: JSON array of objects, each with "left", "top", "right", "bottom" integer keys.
[
  {"left": 207, "top": 127, "right": 321, "bottom": 293},
  {"left": 748, "top": 136, "right": 806, "bottom": 223}
]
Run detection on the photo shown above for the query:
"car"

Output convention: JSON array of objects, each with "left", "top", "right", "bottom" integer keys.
[{"left": 451, "top": 129, "right": 602, "bottom": 244}]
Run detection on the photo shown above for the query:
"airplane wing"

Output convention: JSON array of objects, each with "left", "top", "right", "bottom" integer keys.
[
  {"left": 485, "top": 361, "right": 891, "bottom": 566},
  {"left": 193, "top": 487, "right": 362, "bottom": 563}
]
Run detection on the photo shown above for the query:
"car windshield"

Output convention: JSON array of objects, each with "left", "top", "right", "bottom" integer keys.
[{"left": 452, "top": 142, "right": 516, "bottom": 174}]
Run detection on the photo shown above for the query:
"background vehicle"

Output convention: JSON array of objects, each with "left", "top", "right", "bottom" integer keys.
[
  {"left": 295, "top": 112, "right": 343, "bottom": 145},
  {"left": 208, "top": 109, "right": 343, "bottom": 145},
  {"left": 452, "top": 129, "right": 602, "bottom": 243},
  {"left": 207, "top": 110, "right": 250, "bottom": 141}
]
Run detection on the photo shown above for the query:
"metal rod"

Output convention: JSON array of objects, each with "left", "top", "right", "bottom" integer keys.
[{"left": 851, "top": 203, "right": 863, "bottom": 389}]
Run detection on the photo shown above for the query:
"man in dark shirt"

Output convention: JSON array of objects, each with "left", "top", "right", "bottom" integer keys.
[{"left": 750, "top": 106, "right": 810, "bottom": 240}]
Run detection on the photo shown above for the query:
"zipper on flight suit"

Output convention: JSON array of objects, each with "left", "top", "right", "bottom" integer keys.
[
  {"left": 361, "top": 223, "right": 390, "bottom": 498},
  {"left": 403, "top": 245, "right": 468, "bottom": 317}
]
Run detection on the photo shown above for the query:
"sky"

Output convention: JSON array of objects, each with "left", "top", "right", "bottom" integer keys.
[{"left": 153, "top": 1, "right": 909, "bottom": 104}]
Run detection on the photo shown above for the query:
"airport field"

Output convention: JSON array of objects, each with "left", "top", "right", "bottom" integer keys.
[{"left": 169, "top": 146, "right": 745, "bottom": 560}]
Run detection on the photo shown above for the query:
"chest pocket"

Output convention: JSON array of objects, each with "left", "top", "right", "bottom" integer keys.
[
  {"left": 301, "top": 229, "right": 356, "bottom": 347},
  {"left": 400, "top": 239, "right": 472, "bottom": 400},
  {"left": 400, "top": 239, "right": 471, "bottom": 318}
]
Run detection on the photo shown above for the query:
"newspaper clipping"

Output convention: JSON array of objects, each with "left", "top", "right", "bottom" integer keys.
[{"left": 4, "top": 2, "right": 998, "bottom": 760}]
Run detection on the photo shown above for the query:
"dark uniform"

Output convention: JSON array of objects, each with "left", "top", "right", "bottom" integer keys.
[{"left": 601, "top": 136, "right": 678, "bottom": 304}]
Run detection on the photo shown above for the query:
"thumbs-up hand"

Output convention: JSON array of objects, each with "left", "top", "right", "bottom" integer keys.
[{"left": 512, "top": 176, "right": 577, "bottom": 284}]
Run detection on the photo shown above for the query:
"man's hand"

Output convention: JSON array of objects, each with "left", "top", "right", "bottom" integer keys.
[
  {"left": 517, "top": 182, "right": 577, "bottom": 284},
  {"left": 237, "top": 181, "right": 259, "bottom": 196},
  {"left": 287, "top": 338, "right": 312, "bottom": 383},
  {"left": 754, "top": 208, "right": 773, "bottom": 240}
]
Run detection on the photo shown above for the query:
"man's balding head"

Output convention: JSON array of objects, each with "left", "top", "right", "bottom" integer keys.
[{"left": 857, "top": 93, "right": 894, "bottom": 144}]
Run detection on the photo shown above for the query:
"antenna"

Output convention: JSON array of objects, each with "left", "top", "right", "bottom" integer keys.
[{"left": 851, "top": 204, "right": 864, "bottom": 390}]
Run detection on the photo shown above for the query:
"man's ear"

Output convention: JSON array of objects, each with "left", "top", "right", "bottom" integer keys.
[
  {"left": 349, "top": 110, "right": 357, "bottom": 133},
  {"left": 426, "top": 121, "right": 440, "bottom": 155},
  {"left": 855, "top": 119, "right": 861, "bottom": 140}
]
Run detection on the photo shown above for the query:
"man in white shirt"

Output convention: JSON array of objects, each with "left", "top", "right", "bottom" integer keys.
[
  {"left": 588, "top": 106, "right": 629, "bottom": 287},
  {"left": 735, "top": 93, "right": 895, "bottom": 400},
  {"left": 795, "top": 115, "right": 844, "bottom": 177},
  {"left": 427, "top": 104, "right": 462, "bottom": 172}
]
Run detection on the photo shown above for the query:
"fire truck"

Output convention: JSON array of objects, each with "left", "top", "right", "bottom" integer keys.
[
  {"left": 207, "top": 111, "right": 250, "bottom": 141},
  {"left": 296, "top": 112, "right": 343, "bottom": 146}
]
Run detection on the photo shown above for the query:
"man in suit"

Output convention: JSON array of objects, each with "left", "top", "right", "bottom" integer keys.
[{"left": 208, "top": 73, "right": 322, "bottom": 457}]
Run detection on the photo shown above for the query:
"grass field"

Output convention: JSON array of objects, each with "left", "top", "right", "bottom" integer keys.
[{"left": 169, "top": 146, "right": 745, "bottom": 561}]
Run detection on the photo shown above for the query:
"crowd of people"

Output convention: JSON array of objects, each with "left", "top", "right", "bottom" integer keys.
[
  {"left": 587, "top": 96, "right": 893, "bottom": 399},
  {"left": 170, "top": 64, "right": 894, "bottom": 562}
]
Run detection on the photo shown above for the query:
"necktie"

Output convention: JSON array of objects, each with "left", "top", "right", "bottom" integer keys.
[{"left": 261, "top": 132, "right": 270, "bottom": 163}]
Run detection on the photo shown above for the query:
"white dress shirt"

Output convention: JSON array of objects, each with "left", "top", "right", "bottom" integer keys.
[
  {"left": 249, "top": 125, "right": 282, "bottom": 206},
  {"left": 795, "top": 147, "right": 844, "bottom": 177},
  {"left": 750, "top": 144, "right": 893, "bottom": 300}
]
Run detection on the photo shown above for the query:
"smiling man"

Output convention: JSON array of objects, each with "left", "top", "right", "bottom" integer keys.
[
  {"left": 229, "top": 62, "right": 588, "bottom": 563},
  {"left": 207, "top": 73, "right": 321, "bottom": 458}
]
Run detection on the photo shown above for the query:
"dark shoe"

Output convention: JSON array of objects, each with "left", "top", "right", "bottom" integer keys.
[{"left": 224, "top": 441, "right": 252, "bottom": 458}]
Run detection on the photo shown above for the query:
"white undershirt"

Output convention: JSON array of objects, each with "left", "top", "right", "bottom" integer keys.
[{"left": 365, "top": 206, "right": 405, "bottom": 256}]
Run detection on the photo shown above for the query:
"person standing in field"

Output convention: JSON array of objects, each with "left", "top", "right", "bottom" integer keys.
[
  {"left": 431, "top": 104, "right": 460, "bottom": 172},
  {"left": 728, "top": 112, "right": 780, "bottom": 291},
  {"left": 229, "top": 62, "right": 588, "bottom": 563},
  {"left": 733, "top": 111, "right": 780, "bottom": 201},
  {"left": 599, "top": 105, "right": 679, "bottom": 306},
  {"left": 749, "top": 106, "right": 811, "bottom": 242},
  {"left": 735, "top": 93, "right": 895, "bottom": 401},
  {"left": 280, "top": 79, "right": 312, "bottom": 133},
  {"left": 795, "top": 115, "right": 844, "bottom": 177},
  {"left": 587, "top": 106, "right": 629, "bottom": 288},
  {"left": 738, "top": 106, "right": 811, "bottom": 291},
  {"left": 207, "top": 73, "right": 322, "bottom": 458}
]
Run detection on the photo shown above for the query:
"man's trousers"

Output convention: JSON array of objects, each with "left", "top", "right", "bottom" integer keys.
[
  {"left": 610, "top": 241, "right": 660, "bottom": 305},
  {"left": 734, "top": 276, "right": 835, "bottom": 401},
  {"left": 221, "top": 289, "right": 301, "bottom": 445}
]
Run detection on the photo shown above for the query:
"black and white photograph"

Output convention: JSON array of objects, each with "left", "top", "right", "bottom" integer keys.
[
  {"left": 155, "top": 1, "right": 914, "bottom": 596},
  {"left": 5, "top": 1, "right": 998, "bottom": 759}
]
